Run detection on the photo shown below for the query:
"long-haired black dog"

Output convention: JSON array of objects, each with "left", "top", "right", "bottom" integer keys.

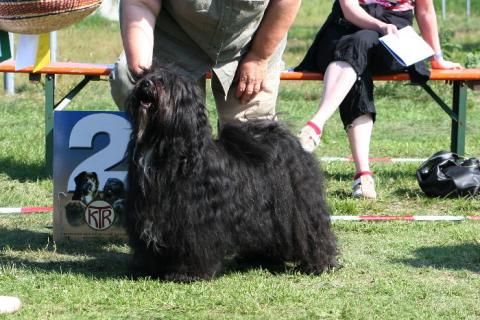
[{"left": 125, "top": 65, "right": 337, "bottom": 281}]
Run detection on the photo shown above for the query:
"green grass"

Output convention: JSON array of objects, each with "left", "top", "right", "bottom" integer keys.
[
  {"left": 1, "top": 216, "right": 479, "bottom": 319},
  {"left": 1, "top": 3, "right": 480, "bottom": 319}
]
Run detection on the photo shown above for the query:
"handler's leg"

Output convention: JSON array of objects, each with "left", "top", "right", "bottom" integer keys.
[
  {"left": 109, "top": 52, "right": 136, "bottom": 111},
  {"left": 213, "top": 66, "right": 282, "bottom": 126},
  {"left": 214, "top": 38, "right": 286, "bottom": 126}
]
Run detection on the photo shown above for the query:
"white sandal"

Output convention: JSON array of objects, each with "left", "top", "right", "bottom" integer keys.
[
  {"left": 298, "top": 121, "right": 322, "bottom": 153},
  {"left": 352, "top": 172, "right": 377, "bottom": 199}
]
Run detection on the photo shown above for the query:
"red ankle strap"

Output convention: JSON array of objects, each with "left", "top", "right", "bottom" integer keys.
[
  {"left": 306, "top": 121, "right": 322, "bottom": 135},
  {"left": 354, "top": 171, "right": 373, "bottom": 180}
]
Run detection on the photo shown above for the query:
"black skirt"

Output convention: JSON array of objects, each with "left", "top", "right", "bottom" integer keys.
[{"left": 294, "top": 0, "right": 430, "bottom": 128}]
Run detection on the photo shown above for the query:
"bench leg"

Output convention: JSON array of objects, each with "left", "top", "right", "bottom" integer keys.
[
  {"left": 45, "top": 74, "right": 55, "bottom": 176},
  {"left": 451, "top": 81, "right": 467, "bottom": 156}
]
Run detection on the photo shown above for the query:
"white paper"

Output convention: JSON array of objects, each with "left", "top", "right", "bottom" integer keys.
[
  {"left": 15, "top": 34, "right": 39, "bottom": 70},
  {"left": 379, "top": 26, "right": 434, "bottom": 67}
]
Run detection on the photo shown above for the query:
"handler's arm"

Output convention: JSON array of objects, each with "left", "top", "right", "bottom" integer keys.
[
  {"left": 121, "top": 0, "right": 162, "bottom": 77},
  {"left": 415, "top": 0, "right": 461, "bottom": 69},
  {"left": 235, "top": 0, "right": 301, "bottom": 103},
  {"left": 339, "top": 0, "right": 398, "bottom": 35}
]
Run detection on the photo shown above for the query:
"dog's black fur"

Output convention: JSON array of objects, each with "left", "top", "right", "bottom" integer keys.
[
  {"left": 102, "top": 178, "right": 125, "bottom": 205},
  {"left": 125, "top": 65, "right": 338, "bottom": 281}
]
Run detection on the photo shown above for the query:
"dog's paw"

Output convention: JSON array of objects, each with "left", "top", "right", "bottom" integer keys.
[
  {"left": 296, "top": 258, "right": 339, "bottom": 275},
  {"left": 162, "top": 272, "right": 211, "bottom": 283}
]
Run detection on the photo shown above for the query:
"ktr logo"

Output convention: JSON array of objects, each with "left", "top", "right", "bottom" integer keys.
[{"left": 85, "top": 200, "right": 115, "bottom": 230}]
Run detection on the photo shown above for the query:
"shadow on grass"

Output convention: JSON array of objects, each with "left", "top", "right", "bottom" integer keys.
[
  {"left": 325, "top": 168, "right": 415, "bottom": 182},
  {"left": 324, "top": 168, "right": 415, "bottom": 181},
  {"left": 0, "top": 227, "right": 51, "bottom": 251},
  {"left": 0, "top": 157, "right": 49, "bottom": 181},
  {"left": 395, "top": 243, "right": 480, "bottom": 273},
  {"left": 328, "top": 190, "right": 353, "bottom": 198},
  {"left": 0, "top": 227, "right": 130, "bottom": 279},
  {"left": 0, "top": 227, "right": 306, "bottom": 281}
]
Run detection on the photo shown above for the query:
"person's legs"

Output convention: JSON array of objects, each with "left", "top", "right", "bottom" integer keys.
[
  {"left": 213, "top": 63, "right": 281, "bottom": 127},
  {"left": 298, "top": 61, "right": 357, "bottom": 152},
  {"left": 347, "top": 114, "right": 373, "bottom": 173},
  {"left": 347, "top": 114, "right": 377, "bottom": 199},
  {"left": 0, "top": 296, "right": 21, "bottom": 314},
  {"left": 298, "top": 28, "right": 381, "bottom": 197},
  {"left": 310, "top": 61, "right": 358, "bottom": 129},
  {"left": 213, "top": 36, "right": 286, "bottom": 126},
  {"left": 109, "top": 51, "right": 137, "bottom": 111},
  {"left": 298, "top": 29, "right": 381, "bottom": 152}
]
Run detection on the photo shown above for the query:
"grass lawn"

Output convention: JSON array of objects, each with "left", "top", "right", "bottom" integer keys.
[{"left": 1, "top": 2, "right": 480, "bottom": 319}]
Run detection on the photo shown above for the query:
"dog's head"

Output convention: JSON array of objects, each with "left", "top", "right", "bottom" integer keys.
[
  {"left": 72, "top": 171, "right": 99, "bottom": 204},
  {"left": 127, "top": 64, "right": 209, "bottom": 144},
  {"left": 74, "top": 171, "right": 99, "bottom": 195},
  {"left": 102, "top": 178, "right": 125, "bottom": 204}
]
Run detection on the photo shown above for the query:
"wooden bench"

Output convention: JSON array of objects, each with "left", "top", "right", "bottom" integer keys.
[{"left": 0, "top": 59, "right": 479, "bottom": 175}]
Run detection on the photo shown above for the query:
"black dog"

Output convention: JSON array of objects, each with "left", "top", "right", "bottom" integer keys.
[
  {"left": 125, "top": 65, "right": 338, "bottom": 281},
  {"left": 102, "top": 178, "right": 125, "bottom": 205},
  {"left": 102, "top": 178, "right": 126, "bottom": 227},
  {"left": 72, "top": 171, "right": 99, "bottom": 205}
]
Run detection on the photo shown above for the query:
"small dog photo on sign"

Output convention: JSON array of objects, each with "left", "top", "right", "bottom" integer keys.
[{"left": 72, "top": 171, "right": 100, "bottom": 205}]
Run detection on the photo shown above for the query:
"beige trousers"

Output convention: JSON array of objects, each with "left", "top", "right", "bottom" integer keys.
[{"left": 109, "top": 53, "right": 282, "bottom": 126}]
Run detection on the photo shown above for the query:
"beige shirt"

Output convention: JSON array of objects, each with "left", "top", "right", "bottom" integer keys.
[{"left": 152, "top": 0, "right": 285, "bottom": 95}]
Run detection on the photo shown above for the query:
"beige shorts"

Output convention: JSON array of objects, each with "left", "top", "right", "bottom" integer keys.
[{"left": 109, "top": 53, "right": 282, "bottom": 126}]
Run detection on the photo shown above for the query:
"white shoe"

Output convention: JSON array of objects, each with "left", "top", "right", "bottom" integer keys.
[
  {"left": 298, "top": 121, "right": 322, "bottom": 153},
  {"left": 0, "top": 296, "right": 21, "bottom": 314},
  {"left": 352, "top": 175, "right": 377, "bottom": 199}
]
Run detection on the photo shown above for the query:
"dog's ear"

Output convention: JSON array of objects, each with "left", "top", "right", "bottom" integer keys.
[
  {"left": 74, "top": 171, "right": 86, "bottom": 185},
  {"left": 92, "top": 172, "right": 99, "bottom": 188},
  {"left": 169, "top": 77, "right": 209, "bottom": 133}
]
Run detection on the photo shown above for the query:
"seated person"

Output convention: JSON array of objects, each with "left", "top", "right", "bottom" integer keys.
[{"left": 295, "top": 0, "right": 462, "bottom": 199}]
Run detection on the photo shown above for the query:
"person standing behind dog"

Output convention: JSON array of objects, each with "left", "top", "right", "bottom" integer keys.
[
  {"left": 110, "top": 0, "right": 301, "bottom": 127},
  {"left": 294, "top": 0, "right": 462, "bottom": 199}
]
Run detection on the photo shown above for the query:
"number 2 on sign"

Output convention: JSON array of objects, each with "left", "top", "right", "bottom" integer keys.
[{"left": 67, "top": 113, "right": 132, "bottom": 191}]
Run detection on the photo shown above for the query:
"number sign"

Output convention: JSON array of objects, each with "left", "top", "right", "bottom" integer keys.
[{"left": 53, "top": 111, "right": 132, "bottom": 240}]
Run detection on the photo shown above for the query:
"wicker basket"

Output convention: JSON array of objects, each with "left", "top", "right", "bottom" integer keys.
[{"left": 0, "top": 0, "right": 102, "bottom": 34}]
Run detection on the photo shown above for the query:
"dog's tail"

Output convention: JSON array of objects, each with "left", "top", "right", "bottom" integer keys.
[{"left": 218, "top": 120, "right": 278, "bottom": 163}]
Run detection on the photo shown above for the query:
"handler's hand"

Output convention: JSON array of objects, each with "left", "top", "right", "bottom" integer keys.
[
  {"left": 431, "top": 59, "right": 463, "bottom": 70},
  {"left": 235, "top": 52, "right": 270, "bottom": 104}
]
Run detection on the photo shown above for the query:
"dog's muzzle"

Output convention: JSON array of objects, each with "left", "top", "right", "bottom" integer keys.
[{"left": 137, "top": 79, "right": 156, "bottom": 110}]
